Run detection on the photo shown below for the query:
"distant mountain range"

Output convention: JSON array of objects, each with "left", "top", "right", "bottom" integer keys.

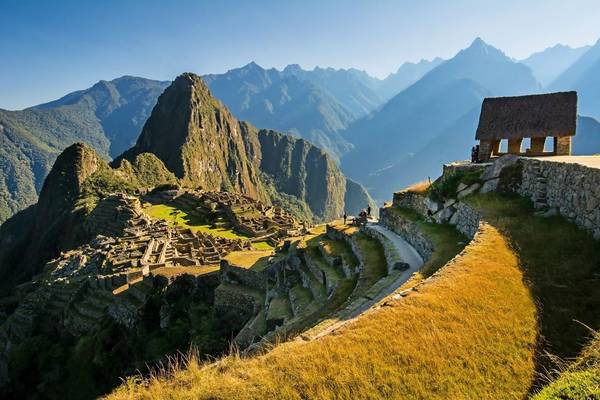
[
  {"left": 548, "top": 39, "right": 600, "bottom": 121},
  {"left": 341, "top": 38, "right": 600, "bottom": 201},
  {"left": 520, "top": 44, "right": 591, "bottom": 87},
  {"left": 0, "top": 77, "right": 169, "bottom": 222},
  {"left": 2, "top": 37, "right": 600, "bottom": 223}
]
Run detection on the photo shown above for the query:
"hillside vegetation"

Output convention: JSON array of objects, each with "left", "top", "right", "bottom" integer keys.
[
  {"left": 108, "top": 192, "right": 600, "bottom": 399},
  {"left": 108, "top": 223, "right": 537, "bottom": 399},
  {"left": 0, "top": 77, "right": 169, "bottom": 224}
]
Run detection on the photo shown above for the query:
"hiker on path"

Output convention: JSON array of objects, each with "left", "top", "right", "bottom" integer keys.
[
  {"left": 343, "top": 212, "right": 347, "bottom": 225},
  {"left": 367, "top": 205, "right": 371, "bottom": 217}
]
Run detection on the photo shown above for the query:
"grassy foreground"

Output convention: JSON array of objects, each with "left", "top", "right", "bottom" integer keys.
[
  {"left": 108, "top": 222, "right": 537, "bottom": 399},
  {"left": 467, "top": 194, "right": 600, "bottom": 396}
]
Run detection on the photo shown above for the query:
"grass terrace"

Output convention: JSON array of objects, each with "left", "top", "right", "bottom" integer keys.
[
  {"left": 109, "top": 192, "right": 600, "bottom": 399},
  {"left": 143, "top": 203, "right": 249, "bottom": 240},
  {"left": 223, "top": 250, "right": 274, "bottom": 271},
  {"left": 387, "top": 206, "right": 467, "bottom": 278},
  {"left": 109, "top": 222, "right": 538, "bottom": 399}
]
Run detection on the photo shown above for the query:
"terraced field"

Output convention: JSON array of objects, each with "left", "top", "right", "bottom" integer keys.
[
  {"left": 144, "top": 203, "right": 247, "bottom": 239},
  {"left": 110, "top": 193, "right": 600, "bottom": 399}
]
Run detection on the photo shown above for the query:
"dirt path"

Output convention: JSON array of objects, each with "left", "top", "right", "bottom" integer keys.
[
  {"left": 532, "top": 155, "right": 600, "bottom": 169},
  {"left": 308, "top": 222, "right": 423, "bottom": 340}
]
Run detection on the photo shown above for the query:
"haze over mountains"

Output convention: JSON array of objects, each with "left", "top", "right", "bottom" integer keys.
[
  {"left": 342, "top": 37, "right": 600, "bottom": 200},
  {"left": 520, "top": 44, "right": 591, "bottom": 87},
  {"left": 2, "top": 36, "right": 600, "bottom": 222}
]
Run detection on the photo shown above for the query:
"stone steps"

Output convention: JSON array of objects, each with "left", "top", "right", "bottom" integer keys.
[
  {"left": 297, "top": 263, "right": 326, "bottom": 302},
  {"left": 266, "top": 293, "right": 293, "bottom": 324},
  {"left": 288, "top": 284, "right": 313, "bottom": 316},
  {"left": 303, "top": 249, "right": 343, "bottom": 294}
]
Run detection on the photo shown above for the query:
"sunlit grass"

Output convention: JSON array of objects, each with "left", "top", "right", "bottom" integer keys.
[
  {"left": 144, "top": 203, "right": 249, "bottom": 240},
  {"left": 223, "top": 250, "right": 273, "bottom": 271},
  {"left": 151, "top": 265, "right": 219, "bottom": 278},
  {"left": 107, "top": 223, "right": 538, "bottom": 400}
]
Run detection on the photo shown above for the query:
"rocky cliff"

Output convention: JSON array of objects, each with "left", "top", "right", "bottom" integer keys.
[
  {"left": 256, "top": 129, "right": 372, "bottom": 221},
  {"left": 0, "top": 143, "right": 176, "bottom": 292},
  {"left": 118, "top": 73, "right": 372, "bottom": 221},
  {"left": 117, "top": 73, "right": 268, "bottom": 202}
]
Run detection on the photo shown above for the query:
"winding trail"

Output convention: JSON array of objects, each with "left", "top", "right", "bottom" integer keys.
[
  {"left": 367, "top": 222, "right": 424, "bottom": 270},
  {"left": 308, "top": 221, "right": 424, "bottom": 340}
]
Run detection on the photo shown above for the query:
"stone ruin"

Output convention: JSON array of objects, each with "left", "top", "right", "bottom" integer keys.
[
  {"left": 475, "top": 91, "right": 577, "bottom": 162},
  {"left": 155, "top": 190, "right": 304, "bottom": 241}
]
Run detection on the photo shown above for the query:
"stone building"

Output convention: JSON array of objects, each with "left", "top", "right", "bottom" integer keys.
[{"left": 475, "top": 91, "right": 577, "bottom": 161}]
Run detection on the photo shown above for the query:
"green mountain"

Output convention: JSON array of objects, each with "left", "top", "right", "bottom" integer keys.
[
  {"left": 0, "top": 77, "right": 169, "bottom": 223},
  {"left": 341, "top": 38, "right": 540, "bottom": 200},
  {"left": 119, "top": 73, "right": 372, "bottom": 222}
]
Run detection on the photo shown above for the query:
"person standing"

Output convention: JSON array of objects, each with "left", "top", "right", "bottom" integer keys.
[
  {"left": 343, "top": 212, "right": 347, "bottom": 225},
  {"left": 367, "top": 205, "right": 371, "bottom": 217}
]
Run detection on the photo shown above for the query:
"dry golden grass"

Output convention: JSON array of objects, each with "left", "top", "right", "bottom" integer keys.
[
  {"left": 151, "top": 265, "right": 219, "bottom": 278},
  {"left": 223, "top": 250, "right": 274, "bottom": 270},
  {"left": 403, "top": 180, "right": 432, "bottom": 194},
  {"left": 108, "top": 223, "right": 538, "bottom": 400}
]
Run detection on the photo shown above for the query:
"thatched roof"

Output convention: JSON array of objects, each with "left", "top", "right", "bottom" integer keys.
[{"left": 475, "top": 91, "right": 577, "bottom": 140}]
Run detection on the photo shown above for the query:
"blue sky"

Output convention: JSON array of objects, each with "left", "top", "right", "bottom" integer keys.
[{"left": 1, "top": 0, "right": 600, "bottom": 109}]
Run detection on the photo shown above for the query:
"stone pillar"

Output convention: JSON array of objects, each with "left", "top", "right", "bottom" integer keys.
[
  {"left": 479, "top": 140, "right": 493, "bottom": 161},
  {"left": 491, "top": 140, "right": 501, "bottom": 156},
  {"left": 508, "top": 138, "right": 523, "bottom": 155},
  {"left": 554, "top": 136, "right": 572, "bottom": 156},
  {"left": 530, "top": 137, "right": 546, "bottom": 154}
]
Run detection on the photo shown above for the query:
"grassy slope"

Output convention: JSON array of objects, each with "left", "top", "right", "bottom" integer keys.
[
  {"left": 533, "top": 332, "right": 600, "bottom": 399},
  {"left": 108, "top": 193, "right": 600, "bottom": 399},
  {"left": 109, "top": 222, "right": 537, "bottom": 399},
  {"left": 467, "top": 194, "right": 600, "bottom": 395},
  {"left": 143, "top": 203, "right": 249, "bottom": 240}
]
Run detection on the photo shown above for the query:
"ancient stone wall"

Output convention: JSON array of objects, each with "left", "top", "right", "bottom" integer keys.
[
  {"left": 213, "top": 284, "right": 260, "bottom": 319},
  {"left": 361, "top": 225, "right": 404, "bottom": 273},
  {"left": 451, "top": 202, "right": 482, "bottom": 240},
  {"left": 392, "top": 191, "right": 428, "bottom": 216},
  {"left": 379, "top": 208, "right": 434, "bottom": 261},
  {"left": 219, "top": 260, "right": 266, "bottom": 291},
  {"left": 517, "top": 158, "right": 600, "bottom": 239}
]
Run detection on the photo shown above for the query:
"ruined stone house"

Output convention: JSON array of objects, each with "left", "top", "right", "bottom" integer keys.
[{"left": 475, "top": 91, "right": 577, "bottom": 161}]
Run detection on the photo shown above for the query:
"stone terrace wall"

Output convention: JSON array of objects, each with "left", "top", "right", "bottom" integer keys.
[
  {"left": 361, "top": 225, "right": 404, "bottom": 273},
  {"left": 379, "top": 207, "right": 434, "bottom": 261},
  {"left": 517, "top": 158, "right": 600, "bottom": 239},
  {"left": 451, "top": 202, "right": 482, "bottom": 240},
  {"left": 392, "top": 191, "right": 428, "bottom": 216},
  {"left": 219, "top": 260, "right": 266, "bottom": 291}
]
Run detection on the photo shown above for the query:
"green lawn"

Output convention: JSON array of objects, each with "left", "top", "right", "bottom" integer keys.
[
  {"left": 267, "top": 295, "right": 293, "bottom": 321},
  {"left": 144, "top": 203, "right": 249, "bottom": 240},
  {"left": 252, "top": 241, "right": 273, "bottom": 250}
]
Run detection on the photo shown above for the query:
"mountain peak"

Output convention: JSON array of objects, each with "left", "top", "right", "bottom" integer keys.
[
  {"left": 283, "top": 64, "right": 303, "bottom": 74},
  {"left": 467, "top": 37, "right": 492, "bottom": 52}
]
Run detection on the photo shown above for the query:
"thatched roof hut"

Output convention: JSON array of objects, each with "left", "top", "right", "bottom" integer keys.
[{"left": 475, "top": 91, "right": 577, "bottom": 140}]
